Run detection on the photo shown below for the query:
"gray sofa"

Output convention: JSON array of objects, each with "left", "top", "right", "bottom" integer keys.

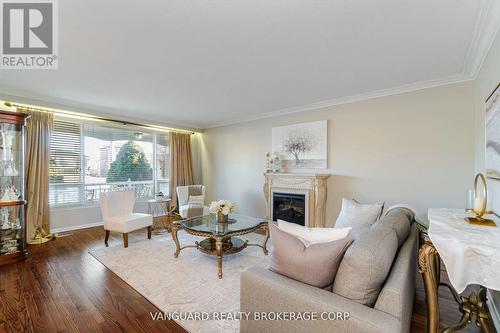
[{"left": 240, "top": 210, "right": 418, "bottom": 333}]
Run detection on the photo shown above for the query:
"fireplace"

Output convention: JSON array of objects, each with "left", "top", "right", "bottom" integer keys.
[
  {"left": 264, "top": 173, "right": 329, "bottom": 227},
  {"left": 272, "top": 192, "right": 306, "bottom": 226}
]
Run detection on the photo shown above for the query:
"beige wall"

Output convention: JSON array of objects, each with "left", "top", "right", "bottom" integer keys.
[
  {"left": 201, "top": 82, "right": 476, "bottom": 226},
  {"left": 191, "top": 133, "right": 204, "bottom": 185},
  {"left": 473, "top": 29, "right": 500, "bottom": 329}
]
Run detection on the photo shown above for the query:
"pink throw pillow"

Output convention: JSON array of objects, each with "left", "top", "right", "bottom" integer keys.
[{"left": 268, "top": 223, "right": 353, "bottom": 288}]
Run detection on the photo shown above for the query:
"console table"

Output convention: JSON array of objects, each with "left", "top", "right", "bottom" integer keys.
[{"left": 416, "top": 209, "right": 499, "bottom": 333}]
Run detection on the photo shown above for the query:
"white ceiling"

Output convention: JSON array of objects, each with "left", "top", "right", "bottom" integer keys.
[{"left": 0, "top": 0, "right": 499, "bottom": 129}]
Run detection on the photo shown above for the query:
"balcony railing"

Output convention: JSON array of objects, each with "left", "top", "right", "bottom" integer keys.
[{"left": 49, "top": 181, "right": 157, "bottom": 206}]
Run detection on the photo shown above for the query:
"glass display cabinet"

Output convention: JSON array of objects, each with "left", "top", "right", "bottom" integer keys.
[{"left": 0, "top": 111, "right": 29, "bottom": 266}]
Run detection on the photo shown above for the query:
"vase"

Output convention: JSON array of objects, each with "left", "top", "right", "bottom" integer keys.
[{"left": 217, "top": 212, "right": 229, "bottom": 223}]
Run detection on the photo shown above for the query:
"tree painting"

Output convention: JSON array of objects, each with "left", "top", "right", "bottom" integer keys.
[
  {"left": 282, "top": 130, "right": 315, "bottom": 165},
  {"left": 272, "top": 120, "right": 327, "bottom": 169},
  {"left": 106, "top": 141, "right": 152, "bottom": 182}
]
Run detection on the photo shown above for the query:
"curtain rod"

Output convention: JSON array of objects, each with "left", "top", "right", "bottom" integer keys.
[{"left": 3, "top": 101, "right": 196, "bottom": 135}]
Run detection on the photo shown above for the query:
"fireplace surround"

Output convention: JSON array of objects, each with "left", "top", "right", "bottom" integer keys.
[{"left": 263, "top": 173, "right": 330, "bottom": 227}]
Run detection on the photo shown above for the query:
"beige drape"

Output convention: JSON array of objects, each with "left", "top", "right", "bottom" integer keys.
[
  {"left": 20, "top": 108, "right": 54, "bottom": 244},
  {"left": 169, "top": 131, "right": 194, "bottom": 209}
]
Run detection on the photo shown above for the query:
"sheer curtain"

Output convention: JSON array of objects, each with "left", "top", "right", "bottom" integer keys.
[
  {"left": 19, "top": 108, "right": 54, "bottom": 244},
  {"left": 168, "top": 131, "right": 194, "bottom": 209}
]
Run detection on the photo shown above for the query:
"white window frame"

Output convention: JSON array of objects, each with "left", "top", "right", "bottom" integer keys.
[{"left": 49, "top": 119, "right": 169, "bottom": 208}]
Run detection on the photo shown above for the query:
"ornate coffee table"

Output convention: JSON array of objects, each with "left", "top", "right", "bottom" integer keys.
[{"left": 171, "top": 214, "right": 269, "bottom": 279}]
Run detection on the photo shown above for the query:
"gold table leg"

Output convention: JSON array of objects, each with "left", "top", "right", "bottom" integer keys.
[
  {"left": 418, "top": 232, "right": 494, "bottom": 333},
  {"left": 172, "top": 224, "right": 181, "bottom": 258},
  {"left": 262, "top": 224, "right": 270, "bottom": 255},
  {"left": 419, "top": 237, "right": 441, "bottom": 333},
  {"left": 476, "top": 288, "right": 494, "bottom": 333},
  {"left": 171, "top": 224, "right": 198, "bottom": 257},
  {"left": 442, "top": 287, "right": 494, "bottom": 333},
  {"left": 215, "top": 237, "right": 223, "bottom": 279},
  {"left": 245, "top": 224, "right": 270, "bottom": 255}
]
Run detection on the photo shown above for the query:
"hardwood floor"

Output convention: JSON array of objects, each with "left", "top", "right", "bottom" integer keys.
[
  {"left": 0, "top": 227, "right": 184, "bottom": 333},
  {"left": 0, "top": 225, "right": 490, "bottom": 333}
]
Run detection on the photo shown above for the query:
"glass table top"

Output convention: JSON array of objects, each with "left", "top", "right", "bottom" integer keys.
[{"left": 174, "top": 214, "right": 267, "bottom": 236}]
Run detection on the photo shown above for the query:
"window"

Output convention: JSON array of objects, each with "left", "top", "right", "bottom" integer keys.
[
  {"left": 49, "top": 120, "right": 83, "bottom": 205},
  {"left": 49, "top": 117, "right": 169, "bottom": 207}
]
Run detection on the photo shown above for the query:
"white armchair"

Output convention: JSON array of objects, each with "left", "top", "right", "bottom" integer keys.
[
  {"left": 176, "top": 185, "right": 210, "bottom": 219},
  {"left": 99, "top": 191, "right": 153, "bottom": 248}
]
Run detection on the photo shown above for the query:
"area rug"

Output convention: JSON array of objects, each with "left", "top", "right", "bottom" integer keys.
[{"left": 89, "top": 231, "right": 270, "bottom": 333}]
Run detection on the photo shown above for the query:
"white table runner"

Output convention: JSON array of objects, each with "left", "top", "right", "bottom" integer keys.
[{"left": 428, "top": 208, "right": 500, "bottom": 293}]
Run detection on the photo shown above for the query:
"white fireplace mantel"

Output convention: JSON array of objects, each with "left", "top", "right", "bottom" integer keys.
[{"left": 263, "top": 172, "right": 330, "bottom": 227}]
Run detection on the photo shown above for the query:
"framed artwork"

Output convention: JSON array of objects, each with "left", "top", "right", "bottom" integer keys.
[
  {"left": 272, "top": 120, "right": 327, "bottom": 169},
  {"left": 486, "top": 83, "right": 500, "bottom": 179}
]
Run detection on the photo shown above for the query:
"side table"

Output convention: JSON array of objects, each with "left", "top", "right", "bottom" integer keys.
[
  {"left": 415, "top": 211, "right": 496, "bottom": 333},
  {"left": 147, "top": 198, "right": 174, "bottom": 232}
]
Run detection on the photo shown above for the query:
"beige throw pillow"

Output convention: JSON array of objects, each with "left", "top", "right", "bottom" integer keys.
[
  {"left": 188, "top": 195, "right": 204, "bottom": 205},
  {"left": 269, "top": 223, "right": 353, "bottom": 289},
  {"left": 334, "top": 198, "right": 384, "bottom": 239},
  {"left": 332, "top": 225, "right": 398, "bottom": 306}
]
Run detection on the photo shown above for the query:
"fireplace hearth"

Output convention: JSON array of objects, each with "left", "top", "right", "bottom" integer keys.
[{"left": 272, "top": 192, "right": 306, "bottom": 226}]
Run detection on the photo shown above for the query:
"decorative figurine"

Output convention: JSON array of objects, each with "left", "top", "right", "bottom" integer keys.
[
  {"left": 0, "top": 125, "right": 18, "bottom": 176},
  {"left": 0, "top": 207, "right": 10, "bottom": 230},
  {"left": 4, "top": 132, "right": 13, "bottom": 161},
  {"left": 11, "top": 217, "right": 21, "bottom": 230},
  {"left": 266, "top": 152, "right": 272, "bottom": 172},
  {"left": 155, "top": 191, "right": 166, "bottom": 201},
  {"left": 0, "top": 185, "right": 20, "bottom": 202},
  {"left": 0, "top": 188, "right": 10, "bottom": 202},
  {"left": 0, "top": 125, "right": 14, "bottom": 162},
  {"left": 0, "top": 125, "right": 6, "bottom": 162},
  {"left": 3, "top": 161, "right": 18, "bottom": 176},
  {"left": 272, "top": 152, "right": 281, "bottom": 173}
]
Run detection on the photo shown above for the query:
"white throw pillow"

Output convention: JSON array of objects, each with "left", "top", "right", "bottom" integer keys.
[
  {"left": 188, "top": 195, "right": 204, "bottom": 205},
  {"left": 277, "top": 219, "right": 351, "bottom": 246},
  {"left": 334, "top": 198, "right": 384, "bottom": 239}
]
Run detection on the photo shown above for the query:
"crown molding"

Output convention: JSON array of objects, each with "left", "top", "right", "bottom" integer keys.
[
  {"left": 1, "top": 1, "right": 498, "bottom": 131},
  {"left": 0, "top": 87, "right": 204, "bottom": 132},
  {"left": 205, "top": 0, "right": 500, "bottom": 130},
  {"left": 204, "top": 73, "right": 474, "bottom": 129},
  {"left": 462, "top": 0, "right": 500, "bottom": 79}
]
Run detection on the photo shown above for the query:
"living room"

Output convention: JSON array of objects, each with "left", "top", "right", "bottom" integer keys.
[{"left": 0, "top": 1, "right": 499, "bottom": 332}]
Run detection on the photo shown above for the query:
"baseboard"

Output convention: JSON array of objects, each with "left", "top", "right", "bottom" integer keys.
[
  {"left": 488, "top": 289, "right": 500, "bottom": 331},
  {"left": 50, "top": 221, "right": 104, "bottom": 234}
]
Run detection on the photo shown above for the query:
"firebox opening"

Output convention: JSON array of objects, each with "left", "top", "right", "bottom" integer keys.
[{"left": 272, "top": 192, "right": 306, "bottom": 226}]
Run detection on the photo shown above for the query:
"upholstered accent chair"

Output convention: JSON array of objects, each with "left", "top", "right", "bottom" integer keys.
[
  {"left": 99, "top": 191, "right": 153, "bottom": 248},
  {"left": 176, "top": 185, "right": 210, "bottom": 219}
]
